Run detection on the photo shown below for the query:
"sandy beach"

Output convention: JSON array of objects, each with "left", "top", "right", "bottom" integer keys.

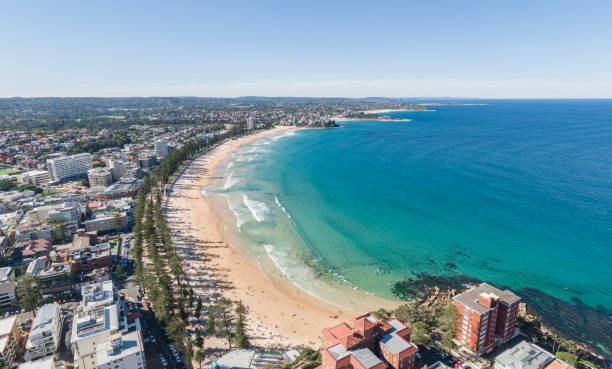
[{"left": 165, "top": 126, "right": 394, "bottom": 354}]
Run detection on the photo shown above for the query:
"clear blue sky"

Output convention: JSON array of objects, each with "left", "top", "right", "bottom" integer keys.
[{"left": 2, "top": 0, "right": 612, "bottom": 97}]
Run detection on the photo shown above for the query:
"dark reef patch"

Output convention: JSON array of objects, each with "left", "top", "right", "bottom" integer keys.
[
  {"left": 517, "top": 287, "right": 612, "bottom": 356},
  {"left": 391, "top": 273, "right": 481, "bottom": 300}
]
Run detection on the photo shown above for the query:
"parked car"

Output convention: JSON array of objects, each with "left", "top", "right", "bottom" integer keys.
[{"left": 160, "top": 353, "right": 168, "bottom": 367}]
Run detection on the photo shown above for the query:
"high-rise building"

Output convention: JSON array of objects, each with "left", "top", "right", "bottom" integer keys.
[
  {"left": 247, "top": 117, "right": 256, "bottom": 130},
  {"left": 71, "top": 281, "right": 144, "bottom": 369},
  {"left": 47, "top": 153, "right": 93, "bottom": 182},
  {"left": 453, "top": 283, "right": 521, "bottom": 353},
  {"left": 25, "top": 302, "right": 63, "bottom": 361},
  {"left": 154, "top": 140, "right": 169, "bottom": 158},
  {"left": 87, "top": 168, "right": 114, "bottom": 187},
  {"left": 107, "top": 159, "right": 127, "bottom": 180}
]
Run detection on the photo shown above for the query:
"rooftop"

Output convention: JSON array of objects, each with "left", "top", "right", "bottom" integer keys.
[
  {"left": 454, "top": 283, "right": 520, "bottom": 314},
  {"left": 495, "top": 340, "right": 554, "bottom": 369},
  {"left": 0, "top": 267, "right": 12, "bottom": 283},
  {"left": 95, "top": 330, "right": 143, "bottom": 366},
  {"left": 17, "top": 357, "right": 55, "bottom": 369},
  {"left": 545, "top": 360, "right": 575, "bottom": 369},
  {"left": 351, "top": 348, "right": 383, "bottom": 369},
  {"left": 0, "top": 316, "right": 16, "bottom": 352},
  {"left": 71, "top": 304, "right": 119, "bottom": 343},
  {"left": 29, "top": 303, "right": 59, "bottom": 339},
  {"left": 81, "top": 280, "right": 114, "bottom": 310}
]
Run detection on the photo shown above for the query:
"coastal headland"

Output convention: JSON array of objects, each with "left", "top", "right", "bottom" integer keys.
[
  {"left": 333, "top": 106, "right": 428, "bottom": 121},
  {"left": 165, "top": 126, "right": 393, "bottom": 350}
]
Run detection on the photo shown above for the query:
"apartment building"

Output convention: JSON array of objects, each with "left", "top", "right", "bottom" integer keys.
[
  {"left": 107, "top": 159, "right": 127, "bottom": 180},
  {"left": 71, "top": 281, "right": 142, "bottom": 369},
  {"left": 27, "top": 258, "right": 73, "bottom": 295},
  {"left": 0, "top": 267, "right": 17, "bottom": 312},
  {"left": 321, "top": 313, "right": 418, "bottom": 369},
  {"left": 247, "top": 117, "right": 256, "bottom": 130},
  {"left": 154, "top": 140, "right": 169, "bottom": 158},
  {"left": 47, "top": 153, "right": 92, "bottom": 182},
  {"left": 87, "top": 168, "right": 113, "bottom": 187},
  {"left": 18, "top": 170, "right": 50, "bottom": 187},
  {"left": 25, "top": 302, "right": 63, "bottom": 361},
  {"left": 0, "top": 316, "right": 22, "bottom": 368},
  {"left": 453, "top": 283, "right": 521, "bottom": 353},
  {"left": 94, "top": 331, "right": 146, "bottom": 369},
  {"left": 84, "top": 211, "right": 127, "bottom": 233}
]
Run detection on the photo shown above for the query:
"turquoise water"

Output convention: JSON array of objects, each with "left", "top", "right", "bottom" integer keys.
[{"left": 207, "top": 100, "right": 612, "bottom": 351}]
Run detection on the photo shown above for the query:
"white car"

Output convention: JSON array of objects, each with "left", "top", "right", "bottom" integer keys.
[{"left": 159, "top": 354, "right": 168, "bottom": 367}]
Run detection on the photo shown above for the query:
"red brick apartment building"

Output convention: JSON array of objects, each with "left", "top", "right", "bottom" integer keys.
[
  {"left": 321, "top": 313, "right": 418, "bottom": 369},
  {"left": 452, "top": 283, "right": 520, "bottom": 353}
]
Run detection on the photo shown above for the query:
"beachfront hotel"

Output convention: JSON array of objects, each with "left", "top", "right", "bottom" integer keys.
[
  {"left": 452, "top": 283, "right": 521, "bottom": 354},
  {"left": 321, "top": 313, "right": 419, "bottom": 369}
]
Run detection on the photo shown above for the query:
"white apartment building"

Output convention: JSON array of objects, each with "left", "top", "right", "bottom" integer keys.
[
  {"left": 71, "top": 281, "right": 142, "bottom": 369},
  {"left": 154, "top": 140, "right": 169, "bottom": 158},
  {"left": 25, "top": 303, "right": 63, "bottom": 361},
  {"left": 47, "top": 153, "right": 92, "bottom": 182},
  {"left": 18, "top": 171, "right": 50, "bottom": 187},
  {"left": 95, "top": 331, "right": 146, "bottom": 369},
  {"left": 87, "top": 168, "right": 114, "bottom": 187},
  {"left": 247, "top": 116, "right": 256, "bottom": 130},
  {"left": 107, "top": 159, "right": 127, "bottom": 180},
  {"left": 0, "top": 268, "right": 17, "bottom": 312}
]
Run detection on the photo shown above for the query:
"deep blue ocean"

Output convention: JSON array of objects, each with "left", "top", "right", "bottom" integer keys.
[{"left": 210, "top": 100, "right": 612, "bottom": 353}]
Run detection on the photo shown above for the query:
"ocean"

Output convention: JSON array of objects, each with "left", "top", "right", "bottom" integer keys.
[{"left": 206, "top": 99, "right": 612, "bottom": 353}]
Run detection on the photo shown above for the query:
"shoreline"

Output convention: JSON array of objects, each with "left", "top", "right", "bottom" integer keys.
[{"left": 166, "top": 126, "right": 394, "bottom": 350}]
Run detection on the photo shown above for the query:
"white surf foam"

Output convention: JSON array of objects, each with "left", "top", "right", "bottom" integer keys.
[
  {"left": 272, "top": 131, "right": 296, "bottom": 141},
  {"left": 223, "top": 171, "right": 239, "bottom": 189},
  {"left": 242, "top": 194, "right": 271, "bottom": 222},
  {"left": 223, "top": 194, "right": 247, "bottom": 228},
  {"left": 200, "top": 188, "right": 208, "bottom": 197},
  {"left": 274, "top": 195, "right": 291, "bottom": 219},
  {"left": 227, "top": 161, "right": 234, "bottom": 169},
  {"left": 263, "top": 244, "right": 346, "bottom": 307}
]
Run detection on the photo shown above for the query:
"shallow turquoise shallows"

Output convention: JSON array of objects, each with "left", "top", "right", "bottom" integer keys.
[{"left": 210, "top": 99, "right": 612, "bottom": 353}]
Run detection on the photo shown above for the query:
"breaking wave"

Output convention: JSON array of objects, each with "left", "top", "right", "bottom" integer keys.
[{"left": 242, "top": 194, "right": 271, "bottom": 222}]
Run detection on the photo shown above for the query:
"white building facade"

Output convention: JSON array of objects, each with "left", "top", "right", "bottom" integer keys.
[
  {"left": 25, "top": 302, "right": 63, "bottom": 361},
  {"left": 47, "top": 153, "right": 93, "bottom": 182}
]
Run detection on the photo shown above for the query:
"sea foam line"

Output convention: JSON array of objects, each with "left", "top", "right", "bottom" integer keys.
[
  {"left": 263, "top": 244, "right": 346, "bottom": 308},
  {"left": 242, "top": 194, "right": 271, "bottom": 222},
  {"left": 222, "top": 194, "right": 247, "bottom": 228},
  {"left": 272, "top": 131, "right": 296, "bottom": 141},
  {"left": 223, "top": 171, "right": 239, "bottom": 189},
  {"left": 274, "top": 195, "right": 291, "bottom": 219}
]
